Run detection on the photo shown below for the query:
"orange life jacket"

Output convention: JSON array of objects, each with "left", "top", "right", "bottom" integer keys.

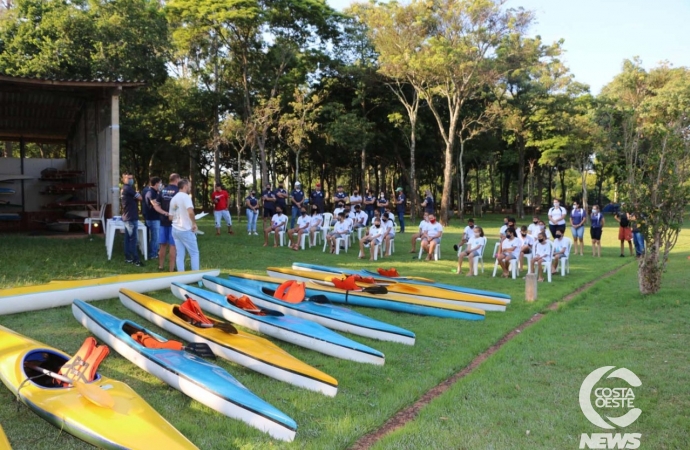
[
  {"left": 178, "top": 298, "right": 214, "bottom": 327},
  {"left": 330, "top": 275, "right": 359, "bottom": 291},
  {"left": 226, "top": 294, "right": 265, "bottom": 315},
  {"left": 273, "top": 280, "right": 306, "bottom": 303},
  {"left": 59, "top": 337, "right": 110, "bottom": 383},
  {"left": 352, "top": 275, "right": 376, "bottom": 284},
  {"left": 131, "top": 331, "right": 184, "bottom": 350},
  {"left": 377, "top": 267, "right": 400, "bottom": 277}
]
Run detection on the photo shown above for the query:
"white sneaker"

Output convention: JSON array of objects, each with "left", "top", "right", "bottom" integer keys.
[
  {"left": 253, "top": 232, "right": 259, "bottom": 236},
  {"left": 248, "top": 232, "right": 251, "bottom": 235}
]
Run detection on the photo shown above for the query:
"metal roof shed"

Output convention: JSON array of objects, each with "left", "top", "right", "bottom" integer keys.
[{"left": 0, "top": 74, "right": 144, "bottom": 225}]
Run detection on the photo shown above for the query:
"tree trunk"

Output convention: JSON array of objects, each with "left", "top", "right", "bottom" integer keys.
[
  {"left": 258, "top": 138, "right": 268, "bottom": 187},
  {"left": 516, "top": 144, "right": 525, "bottom": 219},
  {"left": 440, "top": 139, "right": 454, "bottom": 225},
  {"left": 547, "top": 167, "right": 553, "bottom": 205},
  {"left": 236, "top": 149, "right": 242, "bottom": 216},
  {"left": 458, "top": 140, "right": 466, "bottom": 220},
  {"left": 638, "top": 251, "right": 662, "bottom": 294},
  {"left": 251, "top": 145, "right": 257, "bottom": 192},
  {"left": 488, "top": 160, "right": 495, "bottom": 210},
  {"left": 361, "top": 145, "right": 366, "bottom": 198},
  {"left": 559, "top": 168, "right": 567, "bottom": 201},
  {"left": 581, "top": 167, "right": 588, "bottom": 210}
]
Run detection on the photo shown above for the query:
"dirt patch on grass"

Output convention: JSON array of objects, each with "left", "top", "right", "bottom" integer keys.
[{"left": 350, "top": 262, "right": 632, "bottom": 450}]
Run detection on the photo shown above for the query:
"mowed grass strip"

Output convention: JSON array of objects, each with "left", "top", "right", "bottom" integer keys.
[
  {"left": 0, "top": 214, "right": 634, "bottom": 449},
  {"left": 370, "top": 234, "right": 690, "bottom": 450}
]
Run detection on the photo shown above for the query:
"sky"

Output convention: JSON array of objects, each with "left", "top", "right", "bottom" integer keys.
[{"left": 327, "top": 0, "right": 690, "bottom": 94}]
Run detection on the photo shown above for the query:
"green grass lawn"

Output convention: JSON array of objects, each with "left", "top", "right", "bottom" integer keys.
[{"left": 0, "top": 213, "right": 680, "bottom": 449}]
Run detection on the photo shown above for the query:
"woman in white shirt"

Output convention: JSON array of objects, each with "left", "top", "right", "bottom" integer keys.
[
  {"left": 457, "top": 226, "right": 485, "bottom": 276},
  {"left": 327, "top": 213, "right": 349, "bottom": 253},
  {"left": 497, "top": 227, "right": 519, "bottom": 278},
  {"left": 359, "top": 217, "right": 385, "bottom": 260},
  {"left": 349, "top": 191, "right": 362, "bottom": 208},
  {"left": 531, "top": 232, "right": 552, "bottom": 282}
]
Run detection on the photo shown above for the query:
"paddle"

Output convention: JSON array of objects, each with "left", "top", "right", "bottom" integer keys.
[
  {"left": 25, "top": 363, "right": 115, "bottom": 408},
  {"left": 307, "top": 294, "right": 331, "bottom": 304},
  {"left": 183, "top": 343, "right": 216, "bottom": 359}
]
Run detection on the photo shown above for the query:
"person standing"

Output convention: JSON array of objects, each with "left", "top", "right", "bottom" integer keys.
[
  {"left": 547, "top": 199, "right": 567, "bottom": 237},
  {"left": 376, "top": 191, "right": 388, "bottom": 216},
  {"left": 170, "top": 179, "right": 199, "bottom": 272},
  {"left": 590, "top": 205, "right": 605, "bottom": 257},
  {"left": 120, "top": 173, "right": 143, "bottom": 266},
  {"left": 630, "top": 212, "right": 645, "bottom": 257},
  {"left": 394, "top": 187, "right": 406, "bottom": 233},
  {"left": 290, "top": 181, "right": 305, "bottom": 229},
  {"left": 274, "top": 181, "right": 288, "bottom": 221},
  {"left": 142, "top": 176, "right": 162, "bottom": 261},
  {"left": 153, "top": 173, "right": 179, "bottom": 272},
  {"left": 614, "top": 207, "right": 633, "bottom": 257},
  {"left": 363, "top": 189, "right": 376, "bottom": 224},
  {"left": 349, "top": 189, "right": 362, "bottom": 209},
  {"left": 570, "top": 201, "right": 586, "bottom": 256},
  {"left": 245, "top": 190, "right": 259, "bottom": 235},
  {"left": 211, "top": 183, "right": 233, "bottom": 236},
  {"left": 334, "top": 185, "right": 348, "bottom": 205},
  {"left": 310, "top": 183, "right": 325, "bottom": 213},
  {"left": 261, "top": 183, "right": 276, "bottom": 229},
  {"left": 421, "top": 189, "right": 434, "bottom": 215}
]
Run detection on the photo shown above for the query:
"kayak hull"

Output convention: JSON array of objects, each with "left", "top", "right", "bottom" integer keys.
[
  {"left": 118, "top": 289, "right": 338, "bottom": 397},
  {"left": 293, "top": 262, "right": 511, "bottom": 305},
  {"left": 171, "top": 283, "right": 385, "bottom": 365},
  {"left": 270, "top": 267, "right": 507, "bottom": 312},
  {"left": 0, "top": 325, "right": 197, "bottom": 450},
  {"left": 0, "top": 270, "right": 221, "bottom": 316},
  {"left": 72, "top": 300, "right": 297, "bottom": 442},
  {"left": 203, "top": 275, "right": 416, "bottom": 346},
  {"left": 228, "top": 273, "right": 485, "bottom": 321}
]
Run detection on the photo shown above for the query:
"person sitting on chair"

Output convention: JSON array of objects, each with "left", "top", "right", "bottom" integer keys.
[
  {"left": 288, "top": 207, "right": 311, "bottom": 250},
  {"left": 421, "top": 214, "right": 443, "bottom": 261},
  {"left": 410, "top": 212, "right": 429, "bottom": 253},
  {"left": 518, "top": 225, "right": 535, "bottom": 272},
  {"left": 497, "top": 227, "right": 519, "bottom": 278},
  {"left": 359, "top": 217, "right": 385, "bottom": 261},
  {"left": 380, "top": 213, "right": 396, "bottom": 258},
  {"left": 551, "top": 231, "right": 568, "bottom": 274},
  {"left": 457, "top": 226, "right": 484, "bottom": 276},
  {"left": 351, "top": 204, "right": 368, "bottom": 229},
  {"left": 263, "top": 206, "right": 287, "bottom": 247},
  {"left": 308, "top": 205, "right": 323, "bottom": 246},
  {"left": 327, "top": 213, "right": 349, "bottom": 253},
  {"left": 531, "top": 232, "right": 551, "bottom": 282}
]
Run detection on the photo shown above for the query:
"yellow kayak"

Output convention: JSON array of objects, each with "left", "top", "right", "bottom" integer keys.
[
  {"left": 119, "top": 289, "right": 338, "bottom": 396},
  {"left": 0, "top": 325, "right": 198, "bottom": 450},
  {"left": 0, "top": 270, "right": 221, "bottom": 316},
  {"left": 0, "top": 425, "right": 10, "bottom": 450},
  {"left": 266, "top": 267, "right": 508, "bottom": 312}
]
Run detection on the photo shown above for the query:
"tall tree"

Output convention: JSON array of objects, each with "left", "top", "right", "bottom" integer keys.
[{"left": 278, "top": 87, "right": 322, "bottom": 183}]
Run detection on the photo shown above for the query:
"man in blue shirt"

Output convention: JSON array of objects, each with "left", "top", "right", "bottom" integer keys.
[
  {"left": 120, "top": 173, "right": 143, "bottom": 266},
  {"left": 569, "top": 200, "right": 586, "bottom": 256},
  {"left": 274, "top": 181, "right": 288, "bottom": 221},
  {"left": 262, "top": 183, "right": 276, "bottom": 228},
  {"left": 394, "top": 187, "right": 406, "bottom": 233},
  {"left": 290, "top": 181, "right": 305, "bottom": 228},
  {"left": 310, "top": 183, "right": 325, "bottom": 213},
  {"left": 363, "top": 189, "right": 376, "bottom": 224},
  {"left": 335, "top": 185, "right": 348, "bottom": 205},
  {"left": 142, "top": 176, "right": 162, "bottom": 260},
  {"left": 153, "top": 173, "right": 179, "bottom": 271}
]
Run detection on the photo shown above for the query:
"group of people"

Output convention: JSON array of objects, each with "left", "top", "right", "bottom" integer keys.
[{"left": 120, "top": 172, "right": 212, "bottom": 272}]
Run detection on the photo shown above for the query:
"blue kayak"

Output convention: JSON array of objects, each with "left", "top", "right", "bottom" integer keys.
[
  {"left": 293, "top": 262, "right": 512, "bottom": 302},
  {"left": 71, "top": 299, "right": 298, "bottom": 442},
  {"left": 202, "top": 274, "right": 416, "bottom": 346},
  {"left": 171, "top": 283, "right": 386, "bottom": 365}
]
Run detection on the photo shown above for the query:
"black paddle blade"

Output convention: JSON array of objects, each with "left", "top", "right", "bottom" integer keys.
[
  {"left": 214, "top": 322, "right": 238, "bottom": 334},
  {"left": 185, "top": 343, "right": 217, "bottom": 359},
  {"left": 362, "top": 286, "right": 388, "bottom": 295},
  {"left": 308, "top": 295, "right": 330, "bottom": 304}
]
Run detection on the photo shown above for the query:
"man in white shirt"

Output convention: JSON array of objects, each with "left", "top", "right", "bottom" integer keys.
[
  {"left": 327, "top": 213, "right": 350, "bottom": 253},
  {"left": 359, "top": 217, "right": 385, "bottom": 260},
  {"left": 551, "top": 231, "right": 570, "bottom": 274},
  {"left": 410, "top": 212, "right": 429, "bottom": 253},
  {"left": 308, "top": 205, "right": 323, "bottom": 246},
  {"left": 169, "top": 179, "right": 199, "bottom": 272},
  {"left": 421, "top": 214, "right": 443, "bottom": 261},
  {"left": 380, "top": 213, "right": 396, "bottom": 257},
  {"left": 548, "top": 198, "right": 567, "bottom": 237},
  {"left": 531, "top": 232, "right": 552, "bottom": 281},
  {"left": 349, "top": 190, "right": 362, "bottom": 208},
  {"left": 351, "top": 204, "right": 368, "bottom": 228},
  {"left": 332, "top": 202, "right": 345, "bottom": 225},
  {"left": 288, "top": 207, "right": 311, "bottom": 250},
  {"left": 263, "top": 206, "right": 288, "bottom": 247},
  {"left": 518, "top": 225, "right": 535, "bottom": 271},
  {"left": 528, "top": 215, "right": 541, "bottom": 239}
]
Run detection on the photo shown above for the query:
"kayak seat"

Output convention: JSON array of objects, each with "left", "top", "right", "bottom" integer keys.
[
  {"left": 273, "top": 280, "right": 306, "bottom": 303},
  {"left": 377, "top": 267, "right": 400, "bottom": 277},
  {"left": 226, "top": 294, "right": 266, "bottom": 315},
  {"left": 178, "top": 298, "right": 214, "bottom": 328},
  {"left": 331, "top": 275, "right": 359, "bottom": 291},
  {"left": 59, "top": 337, "right": 109, "bottom": 384},
  {"left": 130, "top": 331, "right": 184, "bottom": 350}
]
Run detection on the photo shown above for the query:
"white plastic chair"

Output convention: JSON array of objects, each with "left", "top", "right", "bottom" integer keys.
[
  {"left": 418, "top": 238, "right": 441, "bottom": 261},
  {"left": 86, "top": 203, "right": 107, "bottom": 235},
  {"left": 469, "top": 237, "right": 487, "bottom": 276},
  {"left": 319, "top": 213, "right": 333, "bottom": 246},
  {"left": 268, "top": 228, "right": 286, "bottom": 246},
  {"left": 554, "top": 238, "right": 571, "bottom": 276}
]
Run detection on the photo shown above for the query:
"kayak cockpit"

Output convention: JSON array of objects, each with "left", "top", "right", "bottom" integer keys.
[{"left": 22, "top": 349, "right": 101, "bottom": 388}]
